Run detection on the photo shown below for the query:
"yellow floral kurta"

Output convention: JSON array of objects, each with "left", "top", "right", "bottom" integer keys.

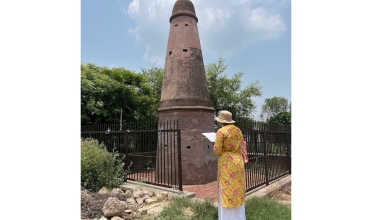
[{"left": 213, "top": 124, "right": 245, "bottom": 208}]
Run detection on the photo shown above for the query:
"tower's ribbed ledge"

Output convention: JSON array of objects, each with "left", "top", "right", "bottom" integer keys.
[
  {"left": 170, "top": 12, "right": 198, "bottom": 23},
  {"left": 159, "top": 99, "right": 213, "bottom": 108},
  {"left": 158, "top": 105, "right": 215, "bottom": 113}
]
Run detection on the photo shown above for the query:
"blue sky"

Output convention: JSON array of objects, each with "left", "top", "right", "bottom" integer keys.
[{"left": 81, "top": 0, "right": 291, "bottom": 120}]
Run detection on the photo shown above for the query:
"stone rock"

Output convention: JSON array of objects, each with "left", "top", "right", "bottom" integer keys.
[
  {"left": 124, "top": 190, "right": 132, "bottom": 197},
  {"left": 98, "top": 187, "right": 110, "bottom": 194},
  {"left": 132, "top": 190, "right": 144, "bottom": 198},
  {"left": 155, "top": 193, "right": 164, "bottom": 202},
  {"left": 124, "top": 210, "right": 132, "bottom": 214},
  {"left": 160, "top": 191, "right": 169, "bottom": 198},
  {"left": 137, "top": 202, "right": 168, "bottom": 216},
  {"left": 99, "top": 217, "right": 108, "bottom": 220},
  {"left": 127, "top": 204, "right": 139, "bottom": 211},
  {"left": 146, "top": 202, "right": 168, "bottom": 216},
  {"left": 102, "top": 197, "right": 127, "bottom": 218},
  {"left": 136, "top": 208, "right": 148, "bottom": 215},
  {"left": 143, "top": 189, "right": 155, "bottom": 197},
  {"left": 111, "top": 188, "right": 125, "bottom": 195},
  {"left": 136, "top": 198, "right": 144, "bottom": 205},
  {"left": 142, "top": 194, "right": 150, "bottom": 200},
  {"left": 111, "top": 216, "right": 124, "bottom": 220},
  {"left": 126, "top": 198, "right": 136, "bottom": 205},
  {"left": 145, "top": 198, "right": 156, "bottom": 204}
]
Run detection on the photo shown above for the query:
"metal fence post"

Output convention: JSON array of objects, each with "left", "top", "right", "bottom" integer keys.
[
  {"left": 177, "top": 129, "right": 182, "bottom": 191},
  {"left": 124, "top": 130, "right": 129, "bottom": 182},
  {"left": 286, "top": 132, "right": 291, "bottom": 174},
  {"left": 263, "top": 131, "right": 269, "bottom": 186}
]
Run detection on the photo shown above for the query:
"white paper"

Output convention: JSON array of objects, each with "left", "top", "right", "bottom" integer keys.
[{"left": 202, "top": 132, "right": 216, "bottom": 142}]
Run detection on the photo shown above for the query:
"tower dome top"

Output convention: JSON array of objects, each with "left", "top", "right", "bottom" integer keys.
[{"left": 170, "top": 0, "right": 198, "bottom": 23}]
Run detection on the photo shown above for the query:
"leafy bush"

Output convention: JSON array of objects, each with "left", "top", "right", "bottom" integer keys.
[{"left": 81, "top": 138, "right": 131, "bottom": 192}]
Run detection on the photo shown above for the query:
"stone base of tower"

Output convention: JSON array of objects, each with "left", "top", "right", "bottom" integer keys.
[{"left": 157, "top": 108, "right": 217, "bottom": 185}]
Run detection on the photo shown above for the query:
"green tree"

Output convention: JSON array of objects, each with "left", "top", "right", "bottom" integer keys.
[
  {"left": 81, "top": 63, "right": 156, "bottom": 124},
  {"left": 268, "top": 111, "right": 291, "bottom": 125},
  {"left": 261, "top": 96, "right": 290, "bottom": 119},
  {"left": 205, "top": 56, "right": 263, "bottom": 120},
  {"left": 139, "top": 62, "right": 164, "bottom": 118}
]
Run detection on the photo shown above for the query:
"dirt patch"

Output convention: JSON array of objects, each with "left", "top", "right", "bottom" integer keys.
[{"left": 267, "top": 182, "right": 291, "bottom": 202}]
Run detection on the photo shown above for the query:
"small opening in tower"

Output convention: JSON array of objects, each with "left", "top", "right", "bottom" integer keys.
[
  {"left": 169, "top": 51, "right": 172, "bottom": 55},
  {"left": 175, "top": 24, "right": 178, "bottom": 26},
  {"left": 183, "top": 49, "right": 187, "bottom": 52},
  {"left": 185, "top": 24, "right": 188, "bottom": 26}
]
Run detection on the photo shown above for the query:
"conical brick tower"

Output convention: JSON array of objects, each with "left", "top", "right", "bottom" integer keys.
[{"left": 157, "top": 0, "right": 217, "bottom": 185}]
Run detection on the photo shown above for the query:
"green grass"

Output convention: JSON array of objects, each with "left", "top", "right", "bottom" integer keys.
[
  {"left": 245, "top": 196, "right": 291, "bottom": 220},
  {"left": 152, "top": 196, "right": 218, "bottom": 220},
  {"left": 142, "top": 195, "right": 290, "bottom": 220}
]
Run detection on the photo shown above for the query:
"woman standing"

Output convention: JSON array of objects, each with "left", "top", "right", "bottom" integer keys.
[{"left": 213, "top": 110, "right": 246, "bottom": 220}]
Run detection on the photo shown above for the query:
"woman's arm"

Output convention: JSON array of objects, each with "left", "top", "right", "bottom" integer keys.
[
  {"left": 241, "top": 139, "right": 248, "bottom": 163},
  {"left": 213, "top": 130, "right": 223, "bottom": 155}
]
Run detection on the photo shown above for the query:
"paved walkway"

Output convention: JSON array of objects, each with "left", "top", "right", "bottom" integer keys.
[
  {"left": 183, "top": 175, "right": 291, "bottom": 203},
  {"left": 183, "top": 180, "right": 218, "bottom": 202},
  {"left": 125, "top": 174, "right": 291, "bottom": 202}
]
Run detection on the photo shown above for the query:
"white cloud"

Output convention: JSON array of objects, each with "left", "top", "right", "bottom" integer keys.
[
  {"left": 244, "top": 7, "right": 286, "bottom": 38},
  {"left": 196, "top": 4, "right": 233, "bottom": 30},
  {"left": 127, "top": 0, "right": 140, "bottom": 14},
  {"left": 126, "top": 0, "right": 289, "bottom": 64}
]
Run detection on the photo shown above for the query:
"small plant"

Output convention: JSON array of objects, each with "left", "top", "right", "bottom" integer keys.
[{"left": 81, "top": 138, "right": 131, "bottom": 192}]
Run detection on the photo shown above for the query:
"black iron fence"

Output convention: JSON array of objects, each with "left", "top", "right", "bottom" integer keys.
[
  {"left": 81, "top": 120, "right": 291, "bottom": 194},
  {"left": 242, "top": 129, "right": 291, "bottom": 192},
  {"left": 81, "top": 121, "right": 182, "bottom": 191}
]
